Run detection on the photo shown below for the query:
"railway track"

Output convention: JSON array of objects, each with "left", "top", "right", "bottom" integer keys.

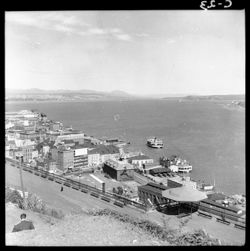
[
  {"left": 6, "top": 157, "right": 147, "bottom": 212},
  {"left": 6, "top": 157, "right": 245, "bottom": 230}
]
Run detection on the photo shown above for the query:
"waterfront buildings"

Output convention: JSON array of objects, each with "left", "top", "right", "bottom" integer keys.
[
  {"left": 57, "top": 148, "right": 74, "bottom": 171},
  {"left": 88, "top": 149, "right": 101, "bottom": 167},
  {"left": 55, "top": 133, "right": 85, "bottom": 145},
  {"left": 96, "top": 145, "right": 120, "bottom": 164},
  {"left": 19, "top": 145, "right": 34, "bottom": 163},
  {"left": 127, "top": 155, "right": 154, "bottom": 168},
  {"left": 138, "top": 182, "right": 169, "bottom": 205},
  {"left": 103, "top": 159, "right": 135, "bottom": 181},
  {"left": 72, "top": 144, "right": 88, "bottom": 169}
]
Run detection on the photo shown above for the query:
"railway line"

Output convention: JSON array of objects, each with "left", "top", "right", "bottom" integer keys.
[
  {"left": 6, "top": 157, "right": 245, "bottom": 230},
  {"left": 6, "top": 157, "right": 146, "bottom": 212}
]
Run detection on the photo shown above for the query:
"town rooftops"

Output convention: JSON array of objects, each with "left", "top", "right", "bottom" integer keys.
[
  {"left": 72, "top": 143, "right": 93, "bottom": 150},
  {"left": 58, "top": 147, "right": 74, "bottom": 153},
  {"left": 75, "top": 142, "right": 96, "bottom": 149},
  {"left": 149, "top": 167, "right": 171, "bottom": 174},
  {"left": 128, "top": 155, "right": 153, "bottom": 161},
  {"left": 47, "top": 141, "right": 55, "bottom": 148},
  {"left": 93, "top": 145, "right": 120, "bottom": 155},
  {"left": 46, "top": 131, "right": 61, "bottom": 135},
  {"left": 19, "top": 131, "right": 37, "bottom": 135},
  {"left": 62, "top": 139, "right": 75, "bottom": 144},
  {"left": 139, "top": 182, "right": 169, "bottom": 195},
  {"left": 7, "top": 140, "right": 16, "bottom": 145},
  {"left": 105, "top": 159, "right": 134, "bottom": 171},
  {"left": 88, "top": 148, "right": 100, "bottom": 155}
]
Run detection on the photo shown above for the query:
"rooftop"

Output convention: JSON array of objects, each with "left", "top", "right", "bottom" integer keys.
[
  {"left": 128, "top": 155, "right": 153, "bottom": 161},
  {"left": 105, "top": 159, "right": 134, "bottom": 171},
  {"left": 149, "top": 167, "right": 171, "bottom": 174},
  {"left": 139, "top": 182, "right": 169, "bottom": 195},
  {"left": 62, "top": 139, "right": 75, "bottom": 144},
  {"left": 93, "top": 145, "right": 120, "bottom": 155}
]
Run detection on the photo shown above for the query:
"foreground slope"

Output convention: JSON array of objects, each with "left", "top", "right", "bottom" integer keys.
[{"left": 6, "top": 202, "right": 169, "bottom": 246}]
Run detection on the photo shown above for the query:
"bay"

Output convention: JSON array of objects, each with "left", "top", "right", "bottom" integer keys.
[{"left": 5, "top": 99, "right": 245, "bottom": 196}]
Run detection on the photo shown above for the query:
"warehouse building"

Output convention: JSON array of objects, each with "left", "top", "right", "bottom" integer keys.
[{"left": 103, "top": 159, "right": 135, "bottom": 181}]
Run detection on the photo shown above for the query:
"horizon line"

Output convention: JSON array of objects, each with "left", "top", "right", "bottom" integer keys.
[{"left": 5, "top": 87, "right": 245, "bottom": 97}]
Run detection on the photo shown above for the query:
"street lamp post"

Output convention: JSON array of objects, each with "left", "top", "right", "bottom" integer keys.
[
  {"left": 79, "top": 174, "right": 81, "bottom": 189},
  {"left": 16, "top": 155, "right": 26, "bottom": 209}
]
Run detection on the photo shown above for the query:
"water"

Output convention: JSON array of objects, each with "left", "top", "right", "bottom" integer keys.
[{"left": 5, "top": 100, "right": 245, "bottom": 196}]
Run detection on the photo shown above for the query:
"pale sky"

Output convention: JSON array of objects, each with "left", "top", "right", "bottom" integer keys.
[{"left": 5, "top": 10, "right": 245, "bottom": 95}]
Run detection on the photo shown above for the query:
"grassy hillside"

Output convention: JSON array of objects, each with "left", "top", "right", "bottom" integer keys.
[
  {"left": 6, "top": 202, "right": 170, "bottom": 246},
  {"left": 5, "top": 187, "right": 224, "bottom": 246}
]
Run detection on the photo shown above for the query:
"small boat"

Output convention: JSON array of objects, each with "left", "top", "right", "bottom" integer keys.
[{"left": 147, "top": 137, "right": 163, "bottom": 149}]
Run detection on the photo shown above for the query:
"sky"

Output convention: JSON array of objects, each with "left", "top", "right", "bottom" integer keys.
[{"left": 5, "top": 10, "right": 245, "bottom": 96}]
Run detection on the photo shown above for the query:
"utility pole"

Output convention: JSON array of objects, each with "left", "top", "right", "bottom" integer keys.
[
  {"left": 79, "top": 174, "right": 81, "bottom": 189},
  {"left": 16, "top": 155, "right": 26, "bottom": 209}
]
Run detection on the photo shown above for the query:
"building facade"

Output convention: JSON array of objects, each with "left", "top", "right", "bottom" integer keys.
[
  {"left": 57, "top": 149, "right": 74, "bottom": 171},
  {"left": 20, "top": 145, "right": 34, "bottom": 163},
  {"left": 128, "top": 155, "right": 154, "bottom": 168},
  {"left": 138, "top": 182, "right": 169, "bottom": 206},
  {"left": 103, "top": 159, "right": 135, "bottom": 181},
  {"left": 88, "top": 149, "right": 101, "bottom": 167}
]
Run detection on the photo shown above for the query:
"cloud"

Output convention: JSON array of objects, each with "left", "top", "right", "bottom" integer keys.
[
  {"left": 6, "top": 12, "right": 89, "bottom": 32},
  {"left": 136, "top": 33, "right": 149, "bottom": 37},
  {"left": 53, "top": 24, "right": 76, "bottom": 33},
  {"left": 167, "top": 39, "right": 176, "bottom": 44},
  {"left": 6, "top": 12, "right": 46, "bottom": 29},
  {"left": 6, "top": 12, "right": 133, "bottom": 42},
  {"left": 108, "top": 28, "right": 122, "bottom": 33},
  {"left": 114, "top": 33, "right": 132, "bottom": 41},
  {"left": 87, "top": 27, "right": 107, "bottom": 35}
]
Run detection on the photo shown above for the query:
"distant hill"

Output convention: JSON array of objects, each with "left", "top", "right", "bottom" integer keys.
[
  {"left": 5, "top": 88, "right": 139, "bottom": 102},
  {"left": 182, "top": 94, "right": 245, "bottom": 101},
  {"left": 6, "top": 88, "right": 108, "bottom": 95},
  {"left": 109, "top": 90, "right": 133, "bottom": 97}
]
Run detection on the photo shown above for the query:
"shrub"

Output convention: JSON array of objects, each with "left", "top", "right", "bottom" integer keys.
[
  {"left": 87, "top": 208, "right": 222, "bottom": 246},
  {"left": 26, "top": 193, "right": 47, "bottom": 214},
  {"left": 46, "top": 207, "right": 65, "bottom": 219},
  {"left": 5, "top": 187, "right": 64, "bottom": 219},
  {"left": 26, "top": 193, "right": 64, "bottom": 219},
  {"left": 5, "top": 187, "right": 25, "bottom": 209}
]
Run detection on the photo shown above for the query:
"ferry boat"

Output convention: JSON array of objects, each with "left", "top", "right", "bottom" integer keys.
[
  {"left": 146, "top": 137, "right": 164, "bottom": 148},
  {"left": 196, "top": 181, "right": 215, "bottom": 194}
]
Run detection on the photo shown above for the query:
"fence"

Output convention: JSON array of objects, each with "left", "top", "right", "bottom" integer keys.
[{"left": 6, "top": 157, "right": 147, "bottom": 211}]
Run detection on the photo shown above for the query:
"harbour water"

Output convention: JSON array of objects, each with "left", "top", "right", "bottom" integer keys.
[{"left": 5, "top": 99, "right": 245, "bottom": 196}]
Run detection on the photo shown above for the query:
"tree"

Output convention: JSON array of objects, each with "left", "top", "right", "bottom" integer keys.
[{"left": 117, "top": 186, "right": 123, "bottom": 195}]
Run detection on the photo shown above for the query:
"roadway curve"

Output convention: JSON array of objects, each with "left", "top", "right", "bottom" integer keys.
[{"left": 5, "top": 161, "right": 245, "bottom": 245}]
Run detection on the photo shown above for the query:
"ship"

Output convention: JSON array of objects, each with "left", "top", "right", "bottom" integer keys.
[{"left": 146, "top": 137, "right": 164, "bottom": 148}]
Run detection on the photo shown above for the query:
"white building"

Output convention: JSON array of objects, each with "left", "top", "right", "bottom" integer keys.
[
  {"left": 169, "top": 165, "right": 179, "bottom": 173},
  {"left": 128, "top": 155, "right": 154, "bottom": 168},
  {"left": 5, "top": 122, "right": 14, "bottom": 129},
  {"left": 42, "top": 145, "right": 50, "bottom": 156},
  {"left": 88, "top": 149, "right": 101, "bottom": 167},
  {"left": 55, "top": 133, "right": 85, "bottom": 145},
  {"left": 32, "top": 150, "right": 39, "bottom": 159},
  {"left": 5, "top": 145, "right": 10, "bottom": 157}
]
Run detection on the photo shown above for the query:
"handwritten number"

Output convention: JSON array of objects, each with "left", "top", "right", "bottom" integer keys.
[
  {"left": 201, "top": 0, "right": 232, "bottom": 10},
  {"left": 200, "top": 0, "right": 208, "bottom": 10},
  {"left": 209, "top": 0, "right": 216, "bottom": 8},
  {"left": 224, "top": 0, "right": 232, "bottom": 8}
]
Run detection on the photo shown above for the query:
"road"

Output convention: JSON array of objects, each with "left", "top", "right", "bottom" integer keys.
[{"left": 5, "top": 162, "right": 245, "bottom": 245}]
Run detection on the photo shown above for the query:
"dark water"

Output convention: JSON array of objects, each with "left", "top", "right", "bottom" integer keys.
[{"left": 5, "top": 100, "right": 245, "bottom": 196}]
